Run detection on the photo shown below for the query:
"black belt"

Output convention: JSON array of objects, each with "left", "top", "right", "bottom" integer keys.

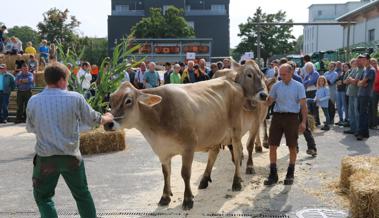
[{"left": 273, "top": 112, "right": 299, "bottom": 115}]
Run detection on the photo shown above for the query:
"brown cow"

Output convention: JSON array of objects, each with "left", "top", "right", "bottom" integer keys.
[
  {"left": 104, "top": 64, "right": 267, "bottom": 210},
  {"left": 198, "top": 61, "right": 269, "bottom": 189}
]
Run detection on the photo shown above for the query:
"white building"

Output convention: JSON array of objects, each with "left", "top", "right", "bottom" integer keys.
[
  {"left": 303, "top": 0, "right": 370, "bottom": 54},
  {"left": 337, "top": 0, "right": 379, "bottom": 49}
]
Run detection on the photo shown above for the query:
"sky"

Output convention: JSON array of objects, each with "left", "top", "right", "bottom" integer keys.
[{"left": 1, "top": 0, "right": 350, "bottom": 48}]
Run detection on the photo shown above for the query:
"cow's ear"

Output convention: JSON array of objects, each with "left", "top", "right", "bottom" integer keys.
[{"left": 137, "top": 94, "right": 162, "bottom": 107}]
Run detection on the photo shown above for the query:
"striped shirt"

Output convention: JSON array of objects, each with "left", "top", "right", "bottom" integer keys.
[{"left": 26, "top": 88, "right": 101, "bottom": 157}]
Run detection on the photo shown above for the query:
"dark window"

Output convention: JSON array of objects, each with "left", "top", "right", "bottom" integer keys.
[
  {"left": 369, "top": 29, "right": 375, "bottom": 41},
  {"left": 317, "top": 10, "right": 322, "bottom": 16}
]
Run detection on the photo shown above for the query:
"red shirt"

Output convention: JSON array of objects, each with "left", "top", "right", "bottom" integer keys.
[{"left": 374, "top": 69, "right": 379, "bottom": 93}]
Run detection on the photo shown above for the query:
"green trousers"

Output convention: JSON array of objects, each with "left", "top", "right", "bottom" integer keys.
[{"left": 32, "top": 155, "right": 96, "bottom": 218}]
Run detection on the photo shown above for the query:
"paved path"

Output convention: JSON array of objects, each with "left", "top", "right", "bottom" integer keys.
[{"left": 0, "top": 123, "right": 378, "bottom": 217}]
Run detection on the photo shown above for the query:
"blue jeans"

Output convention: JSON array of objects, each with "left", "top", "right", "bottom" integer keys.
[
  {"left": 321, "top": 107, "right": 330, "bottom": 125},
  {"left": 348, "top": 96, "right": 359, "bottom": 133},
  {"left": 370, "top": 92, "right": 379, "bottom": 127},
  {"left": 336, "top": 91, "right": 346, "bottom": 122},
  {"left": 358, "top": 96, "right": 370, "bottom": 136},
  {"left": 0, "top": 92, "right": 10, "bottom": 121}
]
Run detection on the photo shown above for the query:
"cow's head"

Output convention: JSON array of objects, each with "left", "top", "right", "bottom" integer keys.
[
  {"left": 233, "top": 60, "right": 268, "bottom": 102},
  {"left": 104, "top": 82, "right": 162, "bottom": 131}
]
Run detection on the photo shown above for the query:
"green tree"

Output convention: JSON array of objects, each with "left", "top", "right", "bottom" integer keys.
[
  {"left": 131, "top": 6, "right": 195, "bottom": 38},
  {"left": 37, "top": 8, "right": 80, "bottom": 49},
  {"left": 293, "top": 35, "right": 304, "bottom": 54},
  {"left": 7, "top": 26, "right": 40, "bottom": 47},
  {"left": 79, "top": 37, "right": 108, "bottom": 66},
  {"left": 233, "top": 7, "right": 296, "bottom": 62}
]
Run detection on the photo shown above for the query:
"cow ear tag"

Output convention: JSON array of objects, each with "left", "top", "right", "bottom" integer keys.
[{"left": 138, "top": 94, "right": 162, "bottom": 107}]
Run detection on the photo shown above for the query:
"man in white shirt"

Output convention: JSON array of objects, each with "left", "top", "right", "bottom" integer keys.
[{"left": 77, "top": 62, "right": 92, "bottom": 98}]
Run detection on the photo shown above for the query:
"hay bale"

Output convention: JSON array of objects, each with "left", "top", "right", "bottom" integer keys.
[
  {"left": 350, "top": 172, "right": 379, "bottom": 218},
  {"left": 80, "top": 128, "right": 126, "bottom": 155},
  {"left": 340, "top": 156, "right": 379, "bottom": 192},
  {"left": 35, "top": 71, "right": 46, "bottom": 87},
  {"left": 0, "top": 54, "right": 40, "bottom": 71}
]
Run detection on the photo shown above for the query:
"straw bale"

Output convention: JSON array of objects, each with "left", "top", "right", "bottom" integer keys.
[
  {"left": 80, "top": 128, "right": 126, "bottom": 155},
  {"left": 350, "top": 172, "right": 379, "bottom": 218},
  {"left": 0, "top": 54, "right": 40, "bottom": 71},
  {"left": 340, "top": 156, "right": 379, "bottom": 192}
]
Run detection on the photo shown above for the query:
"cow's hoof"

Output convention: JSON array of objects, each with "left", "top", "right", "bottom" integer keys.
[
  {"left": 198, "top": 176, "right": 212, "bottom": 189},
  {"left": 255, "top": 146, "right": 263, "bottom": 153},
  {"left": 246, "top": 167, "right": 256, "bottom": 175},
  {"left": 158, "top": 196, "right": 171, "bottom": 206},
  {"left": 232, "top": 177, "right": 242, "bottom": 191},
  {"left": 263, "top": 142, "right": 269, "bottom": 149},
  {"left": 182, "top": 198, "right": 194, "bottom": 210}
]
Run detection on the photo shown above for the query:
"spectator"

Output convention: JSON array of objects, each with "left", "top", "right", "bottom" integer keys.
[
  {"left": 4, "top": 38, "right": 13, "bottom": 54},
  {"left": 208, "top": 63, "right": 218, "bottom": 79},
  {"left": 344, "top": 58, "right": 364, "bottom": 135},
  {"left": 14, "top": 54, "right": 26, "bottom": 75},
  {"left": 356, "top": 54, "right": 375, "bottom": 140},
  {"left": 335, "top": 61, "right": 342, "bottom": 74},
  {"left": 182, "top": 61, "right": 196, "bottom": 83},
  {"left": 194, "top": 64, "right": 209, "bottom": 82},
  {"left": 28, "top": 55, "right": 38, "bottom": 73},
  {"left": 38, "top": 40, "right": 49, "bottom": 63},
  {"left": 15, "top": 63, "right": 33, "bottom": 123},
  {"left": 335, "top": 63, "right": 350, "bottom": 126},
  {"left": 10, "top": 36, "right": 23, "bottom": 54},
  {"left": 314, "top": 76, "right": 331, "bottom": 130},
  {"left": 264, "top": 63, "right": 307, "bottom": 186},
  {"left": 178, "top": 62, "right": 185, "bottom": 76},
  {"left": 126, "top": 66, "right": 135, "bottom": 84},
  {"left": 199, "top": 59, "right": 210, "bottom": 76},
  {"left": 143, "top": 62, "right": 159, "bottom": 88},
  {"left": 77, "top": 62, "right": 92, "bottom": 99},
  {"left": 90, "top": 64, "right": 99, "bottom": 83},
  {"left": 170, "top": 64, "right": 182, "bottom": 84},
  {"left": 163, "top": 62, "right": 172, "bottom": 85},
  {"left": 223, "top": 58, "right": 231, "bottom": 69},
  {"left": 217, "top": 61, "right": 223, "bottom": 70},
  {"left": 26, "top": 62, "right": 113, "bottom": 218},
  {"left": 49, "top": 43, "right": 57, "bottom": 61},
  {"left": 134, "top": 62, "right": 146, "bottom": 89},
  {"left": 25, "top": 41, "right": 37, "bottom": 55},
  {"left": 301, "top": 55, "right": 313, "bottom": 78},
  {"left": 324, "top": 62, "right": 338, "bottom": 124},
  {"left": 370, "top": 58, "right": 379, "bottom": 129},
  {"left": 266, "top": 60, "right": 279, "bottom": 79},
  {"left": 0, "top": 64, "right": 15, "bottom": 123},
  {"left": 303, "top": 62, "right": 320, "bottom": 125},
  {"left": 0, "top": 25, "right": 7, "bottom": 52}
]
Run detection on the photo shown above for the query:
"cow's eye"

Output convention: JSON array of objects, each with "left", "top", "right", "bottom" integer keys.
[
  {"left": 125, "top": 98, "right": 132, "bottom": 106},
  {"left": 247, "top": 74, "right": 253, "bottom": 78}
]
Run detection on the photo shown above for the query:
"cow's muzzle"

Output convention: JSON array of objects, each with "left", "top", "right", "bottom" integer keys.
[{"left": 104, "top": 121, "right": 121, "bottom": 131}]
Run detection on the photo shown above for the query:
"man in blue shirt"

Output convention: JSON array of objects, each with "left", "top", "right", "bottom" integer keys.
[
  {"left": 356, "top": 54, "right": 376, "bottom": 140},
  {"left": 0, "top": 64, "right": 15, "bottom": 123},
  {"left": 15, "top": 63, "right": 34, "bottom": 123},
  {"left": 303, "top": 62, "right": 320, "bottom": 125},
  {"left": 38, "top": 40, "right": 49, "bottom": 63},
  {"left": 143, "top": 62, "right": 160, "bottom": 88},
  {"left": 264, "top": 63, "right": 307, "bottom": 186}
]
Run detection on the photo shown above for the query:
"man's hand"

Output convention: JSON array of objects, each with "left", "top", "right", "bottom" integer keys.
[
  {"left": 100, "top": 112, "right": 114, "bottom": 125},
  {"left": 299, "top": 122, "right": 306, "bottom": 133}
]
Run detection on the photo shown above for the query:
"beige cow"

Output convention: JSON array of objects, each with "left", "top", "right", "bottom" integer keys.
[
  {"left": 198, "top": 61, "right": 269, "bottom": 189},
  {"left": 104, "top": 63, "right": 267, "bottom": 210}
]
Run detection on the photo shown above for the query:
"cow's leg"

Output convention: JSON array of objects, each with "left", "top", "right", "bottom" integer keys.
[
  {"left": 232, "top": 133, "right": 243, "bottom": 191},
  {"left": 181, "top": 151, "right": 194, "bottom": 210},
  {"left": 246, "top": 128, "right": 259, "bottom": 174},
  {"left": 263, "top": 120, "right": 269, "bottom": 149},
  {"left": 254, "top": 126, "right": 263, "bottom": 153},
  {"left": 158, "top": 159, "right": 172, "bottom": 206},
  {"left": 199, "top": 147, "right": 220, "bottom": 189}
]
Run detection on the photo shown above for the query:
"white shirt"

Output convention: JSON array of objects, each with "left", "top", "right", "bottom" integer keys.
[{"left": 77, "top": 68, "right": 92, "bottom": 90}]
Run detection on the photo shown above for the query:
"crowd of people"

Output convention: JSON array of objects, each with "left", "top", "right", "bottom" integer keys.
[{"left": 265, "top": 54, "right": 379, "bottom": 141}]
